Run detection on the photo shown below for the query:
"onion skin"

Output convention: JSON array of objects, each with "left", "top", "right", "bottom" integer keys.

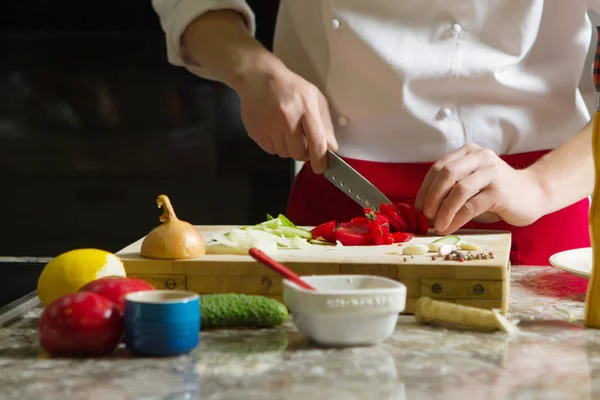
[{"left": 140, "top": 194, "right": 206, "bottom": 259}]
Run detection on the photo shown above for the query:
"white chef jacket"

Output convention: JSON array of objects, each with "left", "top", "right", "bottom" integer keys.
[{"left": 152, "top": 0, "right": 600, "bottom": 163}]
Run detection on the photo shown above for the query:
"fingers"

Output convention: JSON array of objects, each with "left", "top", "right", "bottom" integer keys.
[
  {"left": 283, "top": 124, "right": 309, "bottom": 161},
  {"left": 436, "top": 189, "right": 497, "bottom": 235},
  {"left": 255, "top": 82, "right": 333, "bottom": 172},
  {"left": 415, "top": 143, "right": 480, "bottom": 212},
  {"left": 433, "top": 168, "right": 494, "bottom": 232},
  {"left": 318, "top": 94, "right": 338, "bottom": 152},
  {"left": 258, "top": 137, "right": 276, "bottom": 155},
  {"left": 301, "top": 99, "right": 328, "bottom": 174},
  {"left": 270, "top": 132, "right": 290, "bottom": 158},
  {"left": 423, "top": 149, "right": 494, "bottom": 219}
]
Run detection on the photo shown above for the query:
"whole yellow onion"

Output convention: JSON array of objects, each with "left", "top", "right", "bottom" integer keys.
[{"left": 140, "top": 194, "right": 205, "bottom": 259}]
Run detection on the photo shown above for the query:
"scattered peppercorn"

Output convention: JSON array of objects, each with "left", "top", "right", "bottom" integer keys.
[{"left": 433, "top": 249, "right": 498, "bottom": 262}]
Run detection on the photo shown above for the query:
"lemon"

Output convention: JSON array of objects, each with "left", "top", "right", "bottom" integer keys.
[{"left": 37, "top": 248, "right": 126, "bottom": 307}]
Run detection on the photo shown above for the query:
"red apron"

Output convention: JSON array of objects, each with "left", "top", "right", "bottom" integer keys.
[{"left": 286, "top": 150, "right": 590, "bottom": 267}]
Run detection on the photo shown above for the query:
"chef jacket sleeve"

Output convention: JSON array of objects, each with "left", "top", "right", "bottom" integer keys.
[{"left": 151, "top": 0, "right": 256, "bottom": 81}]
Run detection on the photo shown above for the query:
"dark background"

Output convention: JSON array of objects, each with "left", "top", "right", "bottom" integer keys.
[{"left": 0, "top": 0, "right": 290, "bottom": 257}]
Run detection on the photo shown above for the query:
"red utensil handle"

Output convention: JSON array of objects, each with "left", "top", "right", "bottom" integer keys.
[{"left": 249, "top": 248, "right": 316, "bottom": 291}]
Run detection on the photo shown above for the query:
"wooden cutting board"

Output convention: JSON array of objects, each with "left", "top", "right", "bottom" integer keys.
[{"left": 116, "top": 226, "right": 512, "bottom": 315}]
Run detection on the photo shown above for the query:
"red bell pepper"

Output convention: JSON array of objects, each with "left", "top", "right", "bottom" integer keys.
[
  {"left": 383, "top": 232, "right": 394, "bottom": 244},
  {"left": 392, "top": 232, "right": 415, "bottom": 243},
  {"left": 310, "top": 220, "right": 337, "bottom": 242},
  {"left": 403, "top": 198, "right": 416, "bottom": 208},
  {"left": 335, "top": 222, "right": 373, "bottom": 246},
  {"left": 411, "top": 208, "right": 429, "bottom": 235},
  {"left": 364, "top": 208, "right": 390, "bottom": 245},
  {"left": 379, "top": 203, "right": 407, "bottom": 232},
  {"left": 350, "top": 217, "right": 370, "bottom": 225},
  {"left": 393, "top": 202, "right": 416, "bottom": 232}
]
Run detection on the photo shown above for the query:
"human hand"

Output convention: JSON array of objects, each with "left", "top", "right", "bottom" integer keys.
[
  {"left": 234, "top": 63, "right": 338, "bottom": 174},
  {"left": 414, "top": 143, "right": 545, "bottom": 235}
]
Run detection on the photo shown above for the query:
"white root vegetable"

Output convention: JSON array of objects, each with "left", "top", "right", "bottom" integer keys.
[
  {"left": 438, "top": 244, "right": 456, "bottom": 256},
  {"left": 428, "top": 235, "right": 461, "bottom": 252},
  {"left": 402, "top": 244, "right": 429, "bottom": 256},
  {"left": 414, "top": 297, "right": 519, "bottom": 334}
]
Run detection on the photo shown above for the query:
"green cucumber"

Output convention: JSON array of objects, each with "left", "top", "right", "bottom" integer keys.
[{"left": 200, "top": 294, "right": 288, "bottom": 329}]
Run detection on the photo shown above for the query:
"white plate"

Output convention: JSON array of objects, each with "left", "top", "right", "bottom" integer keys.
[{"left": 549, "top": 247, "right": 592, "bottom": 278}]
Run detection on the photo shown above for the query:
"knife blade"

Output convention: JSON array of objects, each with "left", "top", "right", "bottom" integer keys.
[{"left": 324, "top": 150, "right": 392, "bottom": 211}]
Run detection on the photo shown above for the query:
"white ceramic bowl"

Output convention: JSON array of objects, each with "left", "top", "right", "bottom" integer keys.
[{"left": 283, "top": 275, "right": 407, "bottom": 347}]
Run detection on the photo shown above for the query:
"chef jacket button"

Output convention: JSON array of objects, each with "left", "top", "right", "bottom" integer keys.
[
  {"left": 338, "top": 116, "right": 349, "bottom": 126},
  {"left": 439, "top": 107, "right": 453, "bottom": 119},
  {"left": 332, "top": 19, "right": 341, "bottom": 29},
  {"left": 451, "top": 23, "right": 462, "bottom": 37}
]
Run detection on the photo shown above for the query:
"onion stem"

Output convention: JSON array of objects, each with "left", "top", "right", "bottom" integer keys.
[{"left": 157, "top": 194, "right": 177, "bottom": 223}]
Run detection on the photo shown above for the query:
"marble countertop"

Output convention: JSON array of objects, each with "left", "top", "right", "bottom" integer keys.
[{"left": 0, "top": 265, "right": 597, "bottom": 400}]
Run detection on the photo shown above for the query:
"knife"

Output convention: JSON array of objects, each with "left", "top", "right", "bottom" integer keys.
[{"left": 324, "top": 150, "right": 392, "bottom": 211}]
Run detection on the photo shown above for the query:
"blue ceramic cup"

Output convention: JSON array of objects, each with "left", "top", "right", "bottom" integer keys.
[{"left": 124, "top": 290, "right": 200, "bottom": 357}]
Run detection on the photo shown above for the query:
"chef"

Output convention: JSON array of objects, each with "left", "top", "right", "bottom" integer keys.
[{"left": 152, "top": 1, "right": 597, "bottom": 266}]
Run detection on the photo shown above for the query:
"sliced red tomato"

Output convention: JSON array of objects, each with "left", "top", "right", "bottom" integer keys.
[
  {"left": 350, "top": 217, "right": 370, "bottom": 225},
  {"left": 392, "top": 232, "right": 415, "bottom": 243},
  {"left": 335, "top": 222, "right": 372, "bottom": 246},
  {"left": 393, "top": 202, "right": 416, "bottom": 233},
  {"left": 411, "top": 208, "right": 429, "bottom": 235},
  {"left": 379, "top": 203, "right": 407, "bottom": 232},
  {"left": 310, "top": 220, "right": 337, "bottom": 242}
]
